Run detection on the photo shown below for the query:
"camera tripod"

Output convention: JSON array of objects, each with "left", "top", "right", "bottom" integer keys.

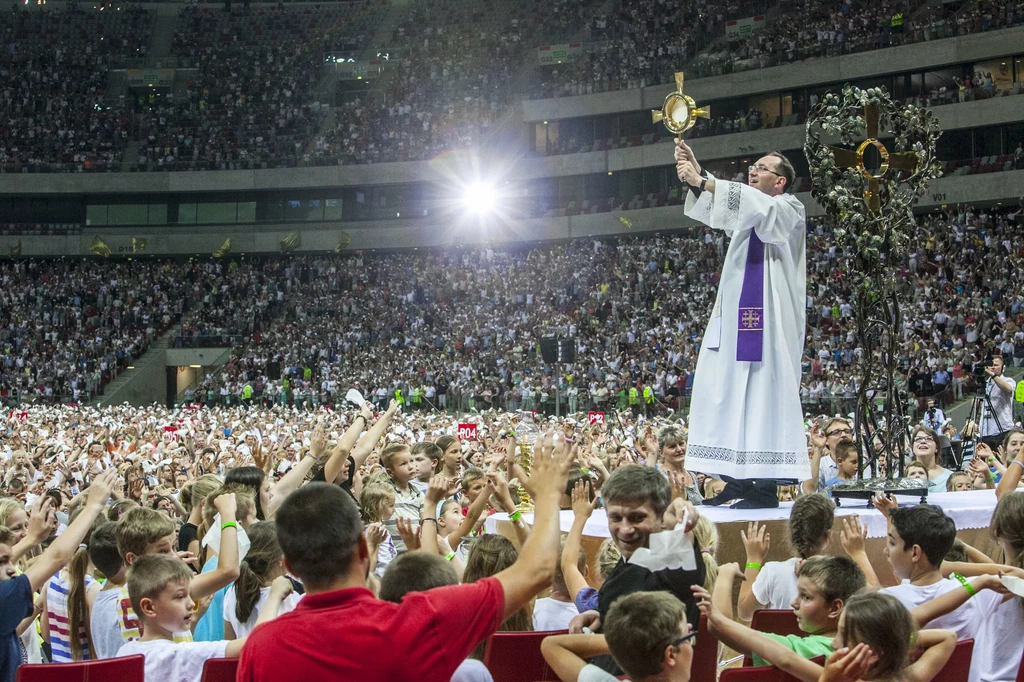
[{"left": 957, "top": 381, "right": 1003, "bottom": 471}]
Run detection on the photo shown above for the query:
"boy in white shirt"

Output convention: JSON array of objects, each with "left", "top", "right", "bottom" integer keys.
[
  {"left": 117, "top": 555, "right": 290, "bottom": 682},
  {"left": 878, "top": 504, "right": 982, "bottom": 640},
  {"left": 533, "top": 541, "right": 584, "bottom": 631}
]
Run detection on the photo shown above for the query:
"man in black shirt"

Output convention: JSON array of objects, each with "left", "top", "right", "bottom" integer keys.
[{"left": 572, "top": 465, "right": 703, "bottom": 632}]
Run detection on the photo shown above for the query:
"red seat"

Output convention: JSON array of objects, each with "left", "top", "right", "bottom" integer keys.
[
  {"left": 751, "top": 610, "right": 803, "bottom": 638},
  {"left": 932, "top": 640, "right": 974, "bottom": 682},
  {"left": 744, "top": 610, "right": 803, "bottom": 665},
  {"left": 1015, "top": 644, "right": 1024, "bottom": 682},
  {"left": 484, "top": 630, "right": 566, "bottom": 682},
  {"left": 16, "top": 655, "right": 145, "bottom": 682},
  {"left": 200, "top": 658, "right": 240, "bottom": 682},
  {"left": 720, "top": 657, "right": 825, "bottom": 682},
  {"left": 691, "top": 614, "right": 717, "bottom": 682}
]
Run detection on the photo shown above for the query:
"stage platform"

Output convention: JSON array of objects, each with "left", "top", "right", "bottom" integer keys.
[{"left": 486, "top": 489, "right": 1003, "bottom": 587}]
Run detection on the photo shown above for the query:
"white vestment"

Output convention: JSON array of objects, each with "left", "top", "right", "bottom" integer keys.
[{"left": 683, "top": 175, "right": 810, "bottom": 480}]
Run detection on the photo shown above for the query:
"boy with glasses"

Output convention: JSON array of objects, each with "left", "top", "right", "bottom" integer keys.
[
  {"left": 804, "top": 418, "right": 854, "bottom": 493},
  {"left": 541, "top": 592, "right": 695, "bottom": 682}
]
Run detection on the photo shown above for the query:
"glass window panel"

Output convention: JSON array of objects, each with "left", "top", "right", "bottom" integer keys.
[
  {"left": 148, "top": 205, "right": 168, "bottom": 225},
  {"left": 196, "top": 203, "right": 237, "bottom": 224},
  {"left": 237, "top": 202, "right": 256, "bottom": 223},
  {"left": 178, "top": 204, "right": 197, "bottom": 224},
  {"left": 306, "top": 199, "right": 323, "bottom": 221},
  {"left": 86, "top": 205, "right": 107, "bottom": 226},
  {"left": 324, "top": 198, "right": 342, "bottom": 220},
  {"left": 108, "top": 204, "right": 148, "bottom": 226}
]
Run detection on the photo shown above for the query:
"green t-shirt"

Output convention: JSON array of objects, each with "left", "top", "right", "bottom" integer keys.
[{"left": 751, "top": 633, "right": 833, "bottom": 667}]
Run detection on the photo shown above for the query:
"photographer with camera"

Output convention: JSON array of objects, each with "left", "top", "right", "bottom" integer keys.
[
  {"left": 922, "top": 398, "right": 946, "bottom": 432},
  {"left": 979, "top": 353, "right": 1017, "bottom": 450}
]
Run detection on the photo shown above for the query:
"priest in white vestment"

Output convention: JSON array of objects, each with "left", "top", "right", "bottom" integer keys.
[{"left": 675, "top": 141, "right": 810, "bottom": 482}]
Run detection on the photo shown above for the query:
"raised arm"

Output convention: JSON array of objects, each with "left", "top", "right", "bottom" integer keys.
[
  {"left": 494, "top": 433, "right": 574, "bottom": 620},
  {"left": 488, "top": 471, "right": 530, "bottom": 546},
  {"left": 695, "top": 582, "right": 823, "bottom": 682},
  {"left": 24, "top": 470, "right": 117, "bottom": 593},
  {"left": 541, "top": 634, "right": 610, "bottom": 682},
  {"left": 563, "top": 481, "right": 598, "bottom": 602},
  {"left": 908, "top": 574, "right": 1003, "bottom": 626},
  {"left": 905, "top": 630, "right": 957, "bottom": 682},
  {"left": 268, "top": 426, "right": 325, "bottom": 517},
  {"left": 189, "top": 494, "right": 241, "bottom": 600},
  {"left": 737, "top": 524, "right": 770, "bottom": 621},
  {"left": 447, "top": 480, "right": 494, "bottom": 550},
  {"left": 351, "top": 400, "right": 399, "bottom": 470},
  {"left": 997, "top": 447, "right": 1024, "bottom": 500},
  {"left": 838, "top": 517, "right": 880, "bottom": 587}
]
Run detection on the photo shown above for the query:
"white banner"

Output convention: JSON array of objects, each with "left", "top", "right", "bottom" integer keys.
[{"left": 725, "top": 15, "right": 766, "bottom": 41}]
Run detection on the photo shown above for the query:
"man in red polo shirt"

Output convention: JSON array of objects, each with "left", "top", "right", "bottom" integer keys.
[{"left": 237, "top": 433, "right": 574, "bottom": 682}]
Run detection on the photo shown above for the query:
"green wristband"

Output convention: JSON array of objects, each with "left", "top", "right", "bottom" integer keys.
[
  {"left": 950, "top": 572, "right": 976, "bottom": 596},
  {"left": 745, "top": 562, "right": 762, "bottom": 571},
  {"left": 445, "top": 552, "right": 456, "bottom": 561},
  {"left": 509, "top": 510, "right": 522, "bottom": 522},
  {"left": 221, "top": 521, "right": 238, "bottom": 531}
]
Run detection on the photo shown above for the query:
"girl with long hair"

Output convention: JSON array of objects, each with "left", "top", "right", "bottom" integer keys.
[
  {"left": 39, "top": 513, "right": 105, "bottom": 661},
  {"left": 223, "top": 521, "right": 301, "bottom": 639}
]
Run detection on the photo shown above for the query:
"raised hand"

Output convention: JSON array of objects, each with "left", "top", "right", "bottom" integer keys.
[
  {"left": 268, "top": 575, "right": 294, "bottom": 601},
  {"left": 366, "top": 521, "right": 390, "bottom": 549},
  {"left": 394, "top": 518, "right": 419, "bottom": 551},
  {"left": 741, "top": 521, "right": 770, "bottom": 565},
  {"left": 838, "top": 516, "right": 868, "bottom": 556},
  {"left": 871, "top": 492, "right": 898, "bottom": 516},
  {"left": 309, "top": 424, "right": 326, "bottom": 460},
  {"left": 821, "top": 644, "right": 879, "bottom": 682},
  {"left": 570, "top": 479, "right": 598, "bottom": 520},
  {"left": 87, "top": 468, "right": 119, "bottom": 508},
  {"left": 26, "top": 496, "right": 56, "bottom": 545}
]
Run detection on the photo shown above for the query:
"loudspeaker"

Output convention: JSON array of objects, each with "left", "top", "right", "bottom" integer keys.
[
  {"left": 557, "top": 337, "right": 576, "bottom": 364},
  {"left": 539, "top": 338, "right": 558, "bottom": 364},
  {"left": 266, "top": 362, "right": 281, "bottom": 380},
  {"left": 539, "top": 337, "right": 576, "bottom": 364}
]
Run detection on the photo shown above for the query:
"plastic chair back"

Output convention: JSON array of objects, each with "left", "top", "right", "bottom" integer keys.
[
  {"left": 16, "top": 655, "right": 145, "bottom": 682},
  {"left": 931, "top": 640, "right": 974, "bottom": 682},
  {"left": 200, "top": 657, "right": 240, "bottom": 682},
  {"left": 483, "top": 630, "right": 566, "bottom": 682}
]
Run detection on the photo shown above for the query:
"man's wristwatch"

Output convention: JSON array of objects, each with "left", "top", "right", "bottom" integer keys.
[{"left": 699, "top": 178, "right": 708, "bottom": 193}]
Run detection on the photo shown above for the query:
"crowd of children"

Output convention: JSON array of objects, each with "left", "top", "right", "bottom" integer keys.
[{"left": 1, "top": 403, "right": 1024, "bottom": 682}]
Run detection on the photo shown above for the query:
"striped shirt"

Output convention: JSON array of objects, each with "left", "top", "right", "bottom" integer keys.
[
  {"left": 383, "top": 479, "right": 424, "bottom": 554},
  {"left": 45, "top": 573, "right": 95, "bottom": 662}
]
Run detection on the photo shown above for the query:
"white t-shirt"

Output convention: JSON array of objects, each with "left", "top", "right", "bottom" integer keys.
[
  {"left": 222, "top": 586, "right": 302, "bottom": 639},
  {"left": 532, "top": 597, "right": 579, "bottom": 632},
  {"left": 578, "top": 663, "right": 622, "bottom": 682},
  {"left": 452, "top": 659, "right": 494, "bottom": 682},
  {"left": 880, "top": 578, "right": 980, "bottom": 639},
  {"left": 751, "top": 557, "right": 801, "bottom": 610},
  {"left": 969, "top": 591, "right": 1024, "bottom": 682},
  {"left": 117, "top": 638, "right": 228, "bottom": 682}
]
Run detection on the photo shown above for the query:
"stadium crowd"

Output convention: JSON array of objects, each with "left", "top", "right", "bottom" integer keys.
[
  {"left": 169, "top": 203, "right": 1024, "bottom": 423},
  {"left": 0, "top": 6, "right": 152, "bottom": 172},
  {"left": 2, "top": 0, "right": 1023, "bottom": 171},
  {"left": 1, "top": 379, "right": 1024, "bottom": 680}
]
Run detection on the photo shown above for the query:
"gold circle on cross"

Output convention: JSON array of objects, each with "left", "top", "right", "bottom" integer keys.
[
  {"left": 855, "top": 138, "right": 890, "bottom": 179},
  {"left": 662, "top": 93, "right": 695, "bottom": 135}
]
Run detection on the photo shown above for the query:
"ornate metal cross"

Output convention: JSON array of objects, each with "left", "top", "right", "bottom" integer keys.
[
  {"left": 651, "top": 72, "right": 710, "bottom": 138},
  {"left": 740, "top": 309, "right": 762, "bottom": 329},
  {"left": 827, "top": 104, "right": 918, "bottom": 212}
]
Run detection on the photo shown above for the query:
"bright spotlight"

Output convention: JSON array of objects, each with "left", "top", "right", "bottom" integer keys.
[{"left": 463, "top": 183, "right": 497, "bottom": 214}]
